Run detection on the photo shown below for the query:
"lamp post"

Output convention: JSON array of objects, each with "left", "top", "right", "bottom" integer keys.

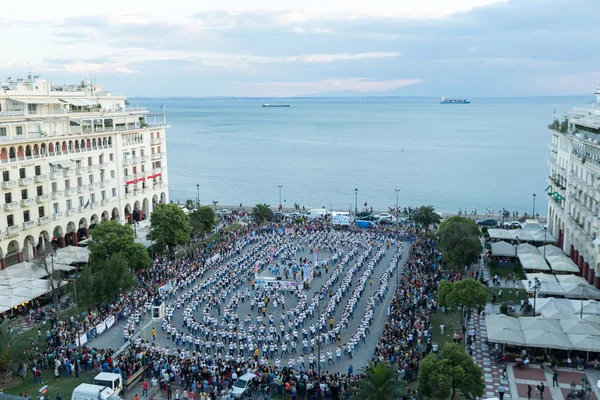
[
  {"left": 317, "top": 292, "right": 321, "bottom": 378},
  {"left": 354, "top": 188, "right": 358, "bottom": 216},
  {"left": 543, "top": 227, "right": 547, "bottom": 259},
  {"left": 395, "top": 189, "right": 400, "bottom": 231},
  {"left": 213, "top": 200, "right": 218, "bottom": 212},
  {"left": 196, "top": 183, "right": 200, "bottom": 209},
  {"left": 278, "top": 185, "right": 283, "bottom": 211},
  {"left": 532, "top": 193, "right": 536, "bottom": 218},
  {"left": 533, "top": 277, "right": 541, "bottom": 315},
  {"left": 134, "top": 221, "right": 139, "bottom": 239},
  {"left": 514, "top": 236, "right": 520, "bottom": 258}
]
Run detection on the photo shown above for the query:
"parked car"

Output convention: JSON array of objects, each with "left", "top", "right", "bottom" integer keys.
[
  {"left": 501, "top": 221, "right": 521, "bottom": 229},
  {"left": 476, "top": 218, "right": 498, "bottom": 227},
  {"left": 231, "top": 373, "right": 258, "bottom": 399},
  {"left": 356, "top": 211, "right": 372, "bottom": 219},
  {"left": 287, "top": 212, "right": 301, "bottom": 219}
]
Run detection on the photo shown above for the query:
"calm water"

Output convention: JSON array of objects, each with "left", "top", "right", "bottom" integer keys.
[{"left": 135, "top": 96, "right": 593, "bottom": 214}]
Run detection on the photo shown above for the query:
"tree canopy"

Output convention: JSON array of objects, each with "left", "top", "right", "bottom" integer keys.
[
  {"left": 0, "top": 319, "right": 34, "bottom": 383},
  {"left": 76, "top": 253, "right": 134, "bottom": 309},
  {"left": 89, "top": 220, "right": 151, "bottom": 271},
  {"left": 252, "top": 204, "right": 274, "bottom": 224},
  {"left": 418, "top": 343, "right": 485, "bottom": 400},
  {"left": 189, "top": 206, "right": 217, "bottom": 237},
  {"left": 438, "top": 216, "right": 482, "bottom": 268},
  {"left": 149, "top": 203, "right": 191, "bottom": 254},
  {"left": 438, "top": 278, "right": 488, "bottom": 324},
  {"left": 352, "top": 362, "right": 408, "bottom": 400},
  {"left": 412, "top": 205, "right": 442, "bottom": 230}
]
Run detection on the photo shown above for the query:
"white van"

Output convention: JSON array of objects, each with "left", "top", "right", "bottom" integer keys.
[
  {"left": 93, "top": 372, "right": 123, "bottom": 394},
  {"left": 305, "top": 209, "right": 329, "bottom": 219},
  {"left": 72, "top": 384, "right": 121, "bottom": 400}
]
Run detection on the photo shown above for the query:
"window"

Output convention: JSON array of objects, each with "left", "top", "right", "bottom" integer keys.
[
  {"left": 51, "top": 182, "right": 57, "bottom": 193},
  {"left": 0, "top": 127, "right": 6, "bottom": 137},
  {"left": 15, "top": 126, "right": 23, "bottom": 135},
  {"left": 38, "top": 206, "right": 45, "bottom": 218},
  {"left": 100, "top": 171, "right": 105, "bottom": 181},
  {"left": 35, "top": 165, "right": 41, "bottom": 176},
  {"left": 36, "top": 186, "right": 43, "bottom": 196},
  {"left": 91, "top": 194, "right": 96, "bottom": 203},
  {"left": 65, "top": 180, "right": 70, "bottom": 189},
  {"left": 124, "top": 168, "right": 128, "bottom": 176},
  {"left": 79, "top": 197, "right": 84, "bottom": 207},
  {"left": 88, "top": 156, "right": 93, "bottom": 166},
  {"left": 112, "top": 188, "right": 116, "bottom": 197},
  {"left": 23, "top": 210, "right": 30, "bottom": 223},
  {"left": 101, "top": 191, "right": 106, "bottom": 200},
  {"left": 77, "top": 177, "right": 83, "bottom": 186},
  {"left": 53, "top": 203, "right": 59, "bottom": 214},
  {"left": 19, "top": 168, "right": 25, "bottom": 179},
  {"left": 109, "top": 153, "right": 114, "bottom": 161},
  {"left": 2, "top": 171, "right": 9, "bottom": 182},
  {"left": 66, "top": 200, "right": 72, "bottom": 210},
  {"left": 76, "top": 160, "right": 82, "bottom": 169},
  {"left": 7, "top": 215, "right": 14, "bottom": 227},
  {"left": 4, "top": 193, "right": 12, "bottom": 203},
  {"left": 111, "top": 170, "right": 115, "bottom": 179},
  {"left": 89, "top": 175, "right": 94, "bottom": 184},
  {"left": 21, "top": 189, "right": 27, "bottom": 200}
]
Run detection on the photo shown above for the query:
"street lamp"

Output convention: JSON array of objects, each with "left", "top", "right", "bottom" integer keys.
[
  {"left": 196, "top": 183, "right": 200, "bottom": 209},
  {"left": 134, "top": 221, "right": 139, "bottom": 239},
  {"left": 395, "top": 189, "right": 400, "bottom": 231},
  {"left": 513, "top": 236, "right": 520, "bottom": 258},
  {"left": 354, "top": 188, "right": 358, "bottom": 216},
  {"left": 316, "top": 292, "right": 322, "bottom": 377},
  {"left": 213, "top": 200, "right": 218, "bottom": 211},
  {"left": 278, "top": 185, "right": 283, "bottom": 211},
  {"left": 543, "top": 227, "right": 548, "bottom": 259},
  {"left": 532, "top": 193, "right": 537, "bottom": 218},
  {"left": 532, "top": 277, "right": 542, "bottom": 315}
]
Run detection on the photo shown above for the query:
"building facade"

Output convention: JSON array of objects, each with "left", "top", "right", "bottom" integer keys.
[
  {"left": 0, "top": 76, "right": 168, "bottom": 268},
  {"left": 547, "top": 86, "right": 600, "bottom": 289}
]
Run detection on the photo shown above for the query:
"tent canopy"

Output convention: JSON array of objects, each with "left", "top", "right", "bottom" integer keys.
[
  {"left": 491, "top": 241, "right": 516, "bottom": 257},
  {"left": 519, "top": 253, "right": 550, "bottom": 271}
]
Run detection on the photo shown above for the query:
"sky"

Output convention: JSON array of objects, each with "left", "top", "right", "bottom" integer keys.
[{"left": 1, "top": 0, "right": 599, "bottom": 97}]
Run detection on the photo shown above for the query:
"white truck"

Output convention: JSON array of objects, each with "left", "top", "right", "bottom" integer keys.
[
  {"left": 93, "top": 372, "right": 123, "bottom": 394},
  {"left": 72, "top": 384, "right": 121, "bottom": 400}
]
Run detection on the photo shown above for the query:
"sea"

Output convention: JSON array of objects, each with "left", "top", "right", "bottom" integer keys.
[{"left": 133, "top": 96, "right": 594, "bottom": 215}]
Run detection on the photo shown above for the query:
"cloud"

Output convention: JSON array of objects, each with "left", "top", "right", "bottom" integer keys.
[
  {"left": 235, "top": 78, "right": 422, "bottom": 96},
  {"left": 0, "top": 60, "right": 136, "bottom": 74}
]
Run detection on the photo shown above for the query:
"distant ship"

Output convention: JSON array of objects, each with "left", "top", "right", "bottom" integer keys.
[
  {"left": 440, "top": 97, "right": 470, "bottom": 104},
  {"left": 262, "top": 104, "right": 290, "bottom": 107}
]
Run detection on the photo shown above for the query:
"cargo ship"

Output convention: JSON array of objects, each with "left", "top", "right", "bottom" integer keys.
[
  {"left": 440, "top": 97, "right": 470, "bottom": 104},
  {"left": 262, "top": 104, "right": 290, "bottom": 107}
]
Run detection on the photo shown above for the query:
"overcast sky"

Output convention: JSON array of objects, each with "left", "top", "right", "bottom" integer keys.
[{"left": 2, "top": 0, "right": 599, "bottom": 97}]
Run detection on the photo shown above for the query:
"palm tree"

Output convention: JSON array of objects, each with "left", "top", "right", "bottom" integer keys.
[
  {"left": 0, "top": 320, "right": 35, "bottom": 383},
  {"left": 252, "top": 203, "right": 274, "bottom": 224},
  {"left": 412, "top": 205, "right": 442, "bottom": 230},
  {"left": 352, "top": 362, "right": 409, "bottom": 400}
]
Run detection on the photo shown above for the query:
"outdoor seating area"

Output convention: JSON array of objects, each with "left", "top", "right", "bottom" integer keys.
[
  {"left": 521, "top": 273, "right": 600, "bottom": 299},
  {"left": 486, "top": 313, "right": 600, "bottom": 352},
  {"left": 487, "top": 227, "right": 556, "bottom": 243}
]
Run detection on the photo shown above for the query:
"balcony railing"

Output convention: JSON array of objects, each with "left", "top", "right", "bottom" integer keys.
[
  {"left": 101, "top": 199, "right": 110, "bottom": 206},
  {"left": 99, "top": 163, "right": 109, "bottom": 169},
  {"left": 77, "top": 186, "right": 86, "bottom": 194},
  {"left": 66, "top": 209, "right": 76, "bottom": 216},
  {"left": 63, "top": 169, "right": 75, "bottom": 177},
  {"left": 64, "top": 188, "right": 76, "bottom": 196},
  {"left": 8, "top": 225, "right": 21, "bottom": 234},
  {"left": 87, "top": 165, "right": 97, "bottom": 172},
  {"left": 50, "top": 171, "right": 60, "bottom": 180},
  {"left": 20, "top": 198, "right": 35, "bottom": 207},
  {"left": 24, "top": 220, "right": 37, "bottom": 229},
  {"left": 0, "top": 180, "right": 17, "bottom": 189},
  {"left": 3, "top": 201, "right": 19, "bottom": 211},
  {"left": 123, "top": 158, "right": 133, "bottom": 166},
  {"left": 53, "top": 211, "right": 63, "bottom": 220},
  {"left": 152, "top": 168, "right": 162, "bottom": 174},
  {"left": 18, "top": 177, "right": 34, "bottom": 186},
  {"left": 39, "top": 216, "right": 50, "bottom": 225},
  {"left": 125, "top": 192, "right": 134, "bottom": 199},
  {"left": 88, "top": 183, "right": 99, "bottom": 190},
  {"left": 151, "top": 138, "right": 162, "bottom": 145},
  {"left": 124, "top": 175, "right": 134, "bottom": 182},
  {"left": 91, "top": 201, "right": 99, "bottom": 209},
  {"left": 51, "top": 191, "right": 64, "bottom": 200},
  {"left": 34, "top": 174, "right": 47, "bottom": 183},
  {"left": 76, "top": 167, "right": 85, "bottom": 175},
  {"left": 151, "top": 153, "right": 161, "bottom": 160},
  {"left": 36, "top": 194, "right": 49, "bottom": 203},
  {"left": 141, "top": 155, "right": 149, "bottom": 162}
]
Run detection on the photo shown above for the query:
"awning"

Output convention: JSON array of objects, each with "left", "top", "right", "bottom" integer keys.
[
  {"left": 147, "top": 173, "right": 162, "bottom": 179},
  {"left": 60, "top": 98, "right": 98, "bottom": 107},
  {"left": 9, "top": 97, "right": 64, "bottom": 104},
  {"left": 125, "top": 177, "right": 145, "bottom": 185},
  {"left": 58, "top": 160, "right": 76, "bottom": 169}
]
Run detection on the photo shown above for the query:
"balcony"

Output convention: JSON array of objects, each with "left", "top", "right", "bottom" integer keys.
[
  {"left": 100, "top": 180, "right": 108, "bottom": 188},
  {"left": 8, "top": 225, "right": 21, "bottom": 234},
  {"left": 1, "top": 180, "right": 17, "bottom": 189},
  {"left": 53, "top": 211, "right": 63, "bottom": 220},
  {"left": 3, "top": 201, "right": 19, "bottom": 211},
  {"left": 18, "top": 177, "right": 33, "bottom": 186},
  {"left": 124, "top": 175, "right": 134, "bottom": 182},
  {"left": 141, "top": 155, "right": 149, "bottom": 162},
  {"left": 123, "top": 158, "right": 133, "bottom": 166},
  {"left": 20, "top": 198, "right": 35, "bottom": 207},
  {"left": 75, "top": 167, "right": 85, "bottom": 175},
  {"left": 38, "top": 216, "right": 50, "bottom": 225},
  {"left": 24, "top": 220, "right": 37, "bottom": 229},
  {"left": 125, "top": 191, "right": 134, "bottom": 199},
  {"left": 135, "top": 173, "right": 144, "bottom": 179},
  {"left": 34, "top": 174, "right": 47, "bottom": 183},
  {"left": 51, "top": 191, "right": 64, "bottom": 200},
  {"left": 63, "top": 169, "right": 74, "bottom": 177},
  {"left": 152, "top": 167, "right": 162, "bottom": 174},
  {"left": 99, "top": 163, "right": 109, "bottom": 169},
  {"left": 88, "top": 183, "right": 99, "bottom": 190},
  {"left": 36, "top": 194, "right": 49, "bottom": 203},
  {"left": 64, "top": 188, "right": 76, "bottom": 196},
  {"left": 151, "top": 138, "right": 162, "bottom": 145},
  {"left": 66, "top": 208, "right": 77, "bottom": 216},
  {"left": 50, "top": 171, "right": 60, "bottom": 180},
  {"left": 151, "top": 153, "right": 161, "bottom": 160},
  {"left": 87, "top": 165, "right": 98, "bottom": 172},
  {"left": 101, "top": 199, "right": 110, "bottom": 206},
  {"left": 91, "top": 201, "right": 99, "bottom": 209},
  {"left": 77, "top": 186, "right": 87, "bottom": 194}
]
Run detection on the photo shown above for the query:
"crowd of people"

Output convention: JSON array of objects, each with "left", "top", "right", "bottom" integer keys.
[{"left": 21, "top": 218, "right": 422, "bottom": 399}]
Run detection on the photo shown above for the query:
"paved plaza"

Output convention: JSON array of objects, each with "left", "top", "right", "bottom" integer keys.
[{"left": 89, "top": 229, "right": 410, "bottom": 376}]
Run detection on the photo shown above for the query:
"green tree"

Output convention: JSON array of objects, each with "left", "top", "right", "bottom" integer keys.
[
  {"left": 0, "top": 320, "right": 34, "bottom": 383},
  {"left": 419, "top": 344, "right": 485, "bottom": 400},
  {"left": 189, "top": 206, "right": 216, "bottom": 237},
  {"left": 89, "top": 220, "right": 151, "bottom": 271},
  {"left": 352, "top": 362, "right": 409, "bottom": 400},
  {"left": 412, "top": 205, "right": 442, "bottom": 230},
  {"left": 74, "top": 266, "right": 97, "bottom": 311},
  {"left": 149, "top": 203, "right": 191, "bottom": 254},
  {"left": 438, "top": 216, "right": 482, "bottom": 268},
  {"left": 185, "top": 199, "right": 195, "bottom": 210},
  {"left": 252, "top": 203, "right": 274, "bottom": 224},
  {"left": 93, "top": 253, "right": 134, "bottom": 304},
  {"left": 438, "top": 278, "right": 487, "bottom": 325}
]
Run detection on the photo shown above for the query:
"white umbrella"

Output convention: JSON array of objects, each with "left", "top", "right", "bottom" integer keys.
[
  {"left": 562, "top": 284, "right": 600, "bottom": 300},
  {"left": 486, "top": 314, "right": 522, "bottom": 330},
  {"left": 524, "top": 329, "right": 571, "bottom": 350},
  {"left": 519, "top": 317, "right": 562, "bottom": 332},
  {"left": 560, "top": 319, "right": 600, "bottom": 335},
  {"left": 0, "top": 294, "right": 32, "bottom": 308},
  {"left": 487, "top": 326, "right": 525, "bottom": 346},
  {"left": 568, "top": 334, "right": 600, "bottom": 352},
  {"left": 533, "top": 298, "right": 575, "bottom": 314},
  {"left": 540, "top": 310, "right": 579, "bottom": 320}
]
